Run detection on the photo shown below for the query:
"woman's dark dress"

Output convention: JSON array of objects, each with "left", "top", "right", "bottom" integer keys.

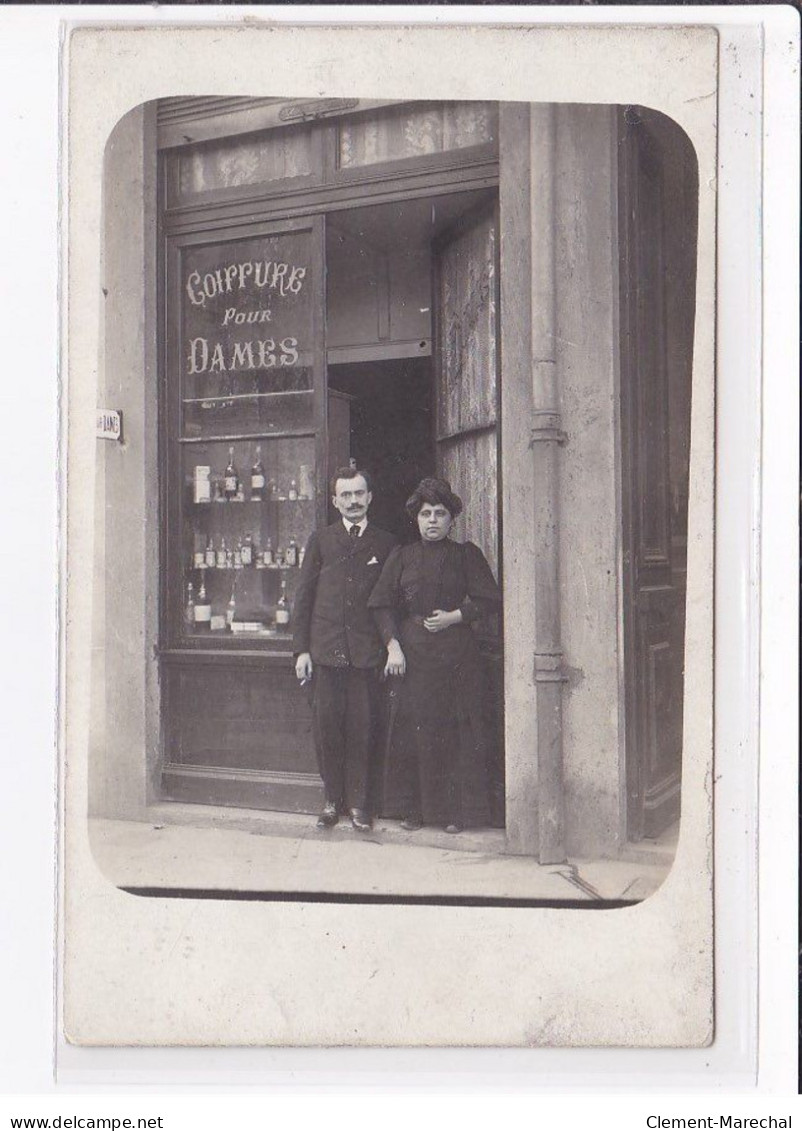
[{"left": 368, "top": 538, "right": 500, "bottom": 829}]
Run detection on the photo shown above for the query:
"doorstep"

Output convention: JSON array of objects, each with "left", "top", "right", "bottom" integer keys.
[
  {"left": 146, "top": 800, "right": 509, "bottom": 854},
  {"left": 88, "top": 804, "right": 673, "bottom": 904}
]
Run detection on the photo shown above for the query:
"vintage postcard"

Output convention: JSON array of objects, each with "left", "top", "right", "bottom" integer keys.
[{"left": 62, "top": 20, "right": 718, "bottom": 1048}]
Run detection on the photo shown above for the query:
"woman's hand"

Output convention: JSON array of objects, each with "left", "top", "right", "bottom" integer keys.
[
  {"left": 384, "top": 639, "right": 406, "bottom": 678},
  {"left": 295, "top": 653, "right": 313, "bottom": 682},
  {"left": 423, "top": 609, "right": 462, "bottom": 633}
]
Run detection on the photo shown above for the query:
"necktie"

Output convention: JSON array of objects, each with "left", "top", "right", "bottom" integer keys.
[{"left": 349, "top": 525, "right": 360, "bottom": 539}]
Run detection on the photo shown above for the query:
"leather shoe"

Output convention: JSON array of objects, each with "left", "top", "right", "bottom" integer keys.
[
  {"left": 400, "top": 817, "right": 423, "bottom": 831},
  {"left": 349, "top": 808, "right": 372, "bottom": 831},
  {"left": 444, "top": 824, "right": 462, "bottom": 834},
  {"left": 316, "top": 802, "right": 339, "bottom": 829}
]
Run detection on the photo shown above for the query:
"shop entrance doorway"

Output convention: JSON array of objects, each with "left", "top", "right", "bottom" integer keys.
[
  {"left": 326, "top": 189, "right": 505, "bottom": 824},
  {"left": 328, "top": 357, "right": 433, "bottom": 542}
]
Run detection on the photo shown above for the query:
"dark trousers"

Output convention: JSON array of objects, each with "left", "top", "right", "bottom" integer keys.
[{"left": 312, "top": 665, "right": 381, "bottom": 812}]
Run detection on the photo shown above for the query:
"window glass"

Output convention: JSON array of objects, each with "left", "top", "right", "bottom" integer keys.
[
  {"left": 339, "top": 102, "right": 497, "bottom": 169},
  {"left": 182, "top": 436, "right": 316, "bottom": 642},
  {"left": 171, "top": 223, "right": 321, "bottom": 647},
  {"left": 179, "top": 230, "right": 314, "bottom": 440},
  {"left": 175, "top": 126, "right": 314, "bottom": 197}
]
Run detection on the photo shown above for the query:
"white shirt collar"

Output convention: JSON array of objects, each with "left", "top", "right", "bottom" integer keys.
[{"left": 343, "top": 517, "right": 368, "bottom": 536}]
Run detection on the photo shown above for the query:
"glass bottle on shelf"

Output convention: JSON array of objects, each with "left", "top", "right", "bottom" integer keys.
[
  {"left": 216, "top": 538, "right": 227, "bottom": 570},
  {"left": 275, "top": 578, "right": 290, "bottom": 627},
  {"left": 226, "top": 586, "right": 237, "bottom": 630},
  {"left": 250, "top": 445, "right": 265, "bottom": 502},
  {"left": 193, "top": 537, "right": 205, "bottom": 570},
  {"left": 288, "top": 478, "right": 298, "bottom": 501},
  {"left": 241, "top": 533, "right": 253, "bottom": 567},
  {"left": 286, "top": 537, "right": 298, "bottom": 567},
  {"left": 224, "top": 446, "right": 239, "bottom": 500},
  {"left": 263, "top": 538, "right": 274, "bottom": 568},
  {"left": 233, "top": 539, "right": 243, "bottom": 569},
  {"left": 194, "top": 577, "right": 211, "bottom": 630},
  {"left": 184, "top": 581, "right": 195, "bottom": 626},
  {"left": 205, "top": 536, "right": 216, "bottom": 570}
]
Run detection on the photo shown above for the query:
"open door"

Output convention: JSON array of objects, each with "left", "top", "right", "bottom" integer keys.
[
  {"left": 433, "top": 201, "right": 504, "bottom": 823},
  {"left": 619, "top": 109, "right": 697, "bottom": 841}
]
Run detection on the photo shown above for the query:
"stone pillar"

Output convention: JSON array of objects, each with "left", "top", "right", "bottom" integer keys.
[
  {"left": 554, "top": 105, "right": 623, "bottom": 858},
  {"left": 89, "top": 103, "right": 160, "bottom": 819}
]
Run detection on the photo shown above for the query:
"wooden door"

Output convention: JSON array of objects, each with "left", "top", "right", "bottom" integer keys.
[
  {"left": 619, "top": 109, "right": 697, "bottom": 840},
  {"left": 433, "top": 203, "right": 504, "bottom": 824}
]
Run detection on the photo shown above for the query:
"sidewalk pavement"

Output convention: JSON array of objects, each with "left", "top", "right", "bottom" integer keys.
[{"left": 89, "top": 807, "right": 675, "bottom": 904}]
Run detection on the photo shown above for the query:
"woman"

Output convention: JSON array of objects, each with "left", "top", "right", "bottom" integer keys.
[{"left": 368, "top": 478, "right": 500, "bottom": 833}]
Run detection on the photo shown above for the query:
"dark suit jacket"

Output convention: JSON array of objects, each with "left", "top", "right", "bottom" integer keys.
[{"left": 292, "top": 521, "right": 398, "bottom": 669}]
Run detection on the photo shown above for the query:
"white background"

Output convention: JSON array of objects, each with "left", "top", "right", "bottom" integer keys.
[{"left": 0, "top": 2, "right": 798, "bottom": 1119}]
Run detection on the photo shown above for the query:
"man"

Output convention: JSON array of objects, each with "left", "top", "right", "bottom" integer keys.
[{"left": 293, "top": 467, "right": 398, "bottom": 830}]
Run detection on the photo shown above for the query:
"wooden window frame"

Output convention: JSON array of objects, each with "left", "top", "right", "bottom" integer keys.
[{"left": 160, "top": 100, "right": 499, "bottom": 233}]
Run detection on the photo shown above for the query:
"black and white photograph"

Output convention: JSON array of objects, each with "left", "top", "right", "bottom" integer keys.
[
  {"left": 89, "top": 93, "right": 699, "bottom": 894},
  {"left": 62, "top": 22, "right": 721, "bottom": 1049}
]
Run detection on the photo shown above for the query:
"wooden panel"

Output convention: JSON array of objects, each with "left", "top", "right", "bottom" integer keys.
[
  {"left": 165, "top": 661, "right": 319, "bottom": 778},
  {"left": 633, "top": 158, "right": 671, "bottom": 566},
  {"left": 326, "top": 235, "right": 431, "bottom": 353},
  {"left": 439, "top": 429, "right": 498, "bottom": 578},
  {"left": 162, "top": 766, "right": 324, "bottom": 814},
  {"left": 434, "top": 204, "right": 499, "bottom": 578},
  {"left": 436, "top": 210, "right": 497, "bottom": 437},
  {"left": 325, "top": 231, "right": 381, "bottom": 347},
  {"left": 389, "top": 250, "right": 432, "bottom": 343},
  {"left": 639, "top": 603, "right": 682, "bottom": 836},
  {"left": 326, "top": 390, "right": 352, "bottom": 488},
  {"left": 482, "top": 648, "right": 505, "bottom": 826}
]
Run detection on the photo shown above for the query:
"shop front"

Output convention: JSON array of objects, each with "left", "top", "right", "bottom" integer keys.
[{"left": 91, "top": 97, "right": 696, "bottom": 862}]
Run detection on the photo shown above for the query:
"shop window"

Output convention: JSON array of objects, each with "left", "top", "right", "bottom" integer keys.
[{"left": 166, "top": 219, "right": 331, "bottom": 651}]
